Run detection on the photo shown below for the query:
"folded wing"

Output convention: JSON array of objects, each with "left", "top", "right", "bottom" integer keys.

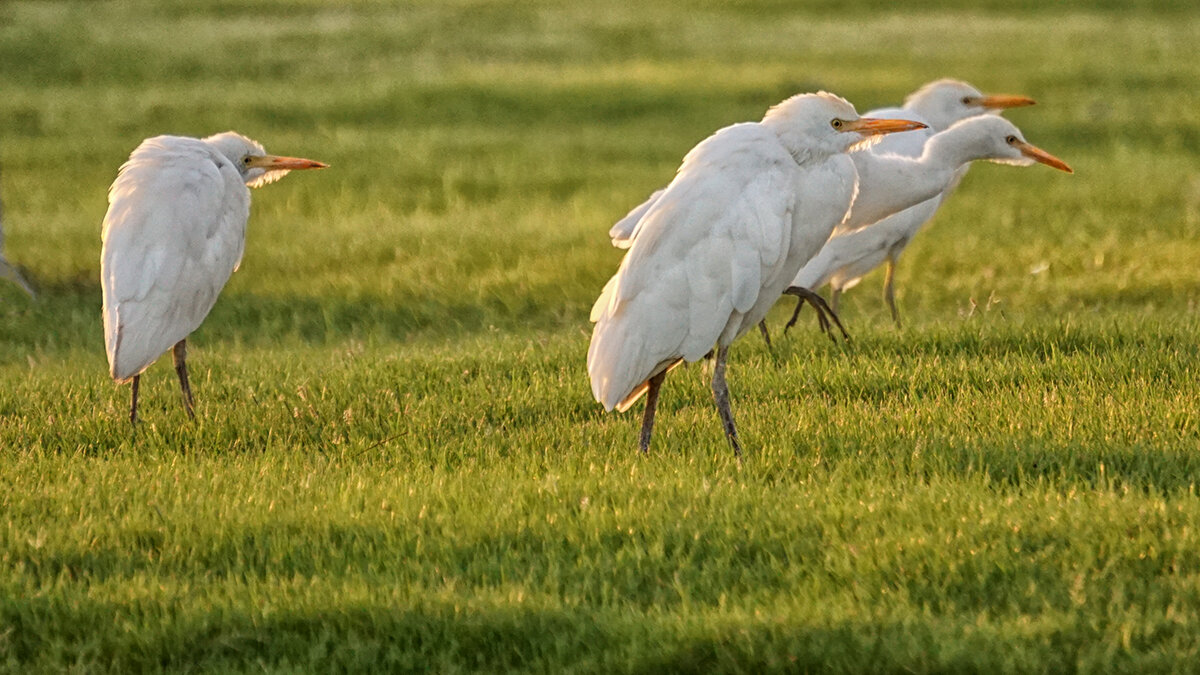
[
  {"left": 588, "top": 123, "right": 798, "bottom": 411},
  {"left": 101, "top": 136, "right": 250, "bottom": 381}
]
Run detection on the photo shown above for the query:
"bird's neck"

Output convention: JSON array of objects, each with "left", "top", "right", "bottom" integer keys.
[
  {"left": 844, "top": 150, "right": 957, "bottom": 229},
  {"left": 920, "top": 125, "right": 994, "bottom": 174},
  {"left": 760, "top": 115, "right": 826, "bottom": 166}
]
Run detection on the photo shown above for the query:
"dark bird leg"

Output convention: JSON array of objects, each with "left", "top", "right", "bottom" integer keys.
[
  {"left": 173, "top": 339, "right": 195, "bottom": 419},
  {"left": 783, "top": 289, "right": 827, "bottom": 336},
  {"left": 638, "top": 370, "right": 668, "bottom": 454},
  {"left": 782, "top": 286, "right": 850, "bottom": 341},
  {"left": 883, "top": 257, "right": 901, "bottom": 328},
  {"left": 129, "top": 375, "right": 140, "bottom": 425},
  {"left": 710, "top": 345, "right": 742, "bottom": 457},
  {"left": 758, "top": 321, "right": 773, "bottom": 352}
]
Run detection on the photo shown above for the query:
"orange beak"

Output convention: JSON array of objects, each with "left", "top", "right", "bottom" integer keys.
[
  {"left": 974, "top": 94, "right": 1037, "bottom": 110},
  {"left": 839, "top": 117, "right": 928, "bottom": 135},
  {"left": 249, "top": 155, "right": 329, "bottom": 170},
  {"left": 1016, "top": 141, "right": 1073, "bottom": 173}
]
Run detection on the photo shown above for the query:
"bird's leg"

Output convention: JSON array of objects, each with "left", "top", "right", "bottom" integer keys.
[
  {"left": 783, "top": 292, "right": 807, "bottom": 333},
  {"left": 758, "top": 321, "right": 774, "bottom": 352},
  {"left": 783, "top": 288, "right": 830, "bottom": 338},
  {"left": 782, "top": 287, "right": 850, "bottom": 342},
  {"left": 830, "top": 288, "right": 841, "bottom": 315},
  {"left": 803, "top": 288, "right": 850, "bottom": 341},
  {"left": 883, "top": 257, "right": 901, "bottom": 328},
  {"left": 814, "top": 303, "right": 832, "bottom": 336},
  {"left": 129, "top": 375, "right": 140, "bottom": 426},
  {"left": 638, "top": 370, "right": 668, "bottom": 454},
  {"left": 172, "top": 339, "right": 195, "bottom": 419},
  {"left": 710, "top": 346, "right": 742, "bottom": 458}
]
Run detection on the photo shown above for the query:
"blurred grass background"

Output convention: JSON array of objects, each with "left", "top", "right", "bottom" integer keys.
[{"left": 1, "top": 0, "right": 1199, "bottom": 671}]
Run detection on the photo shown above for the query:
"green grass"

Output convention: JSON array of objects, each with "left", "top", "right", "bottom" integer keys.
[{"left": 2, "top": 0, "right": 1200, "bottom": 671}]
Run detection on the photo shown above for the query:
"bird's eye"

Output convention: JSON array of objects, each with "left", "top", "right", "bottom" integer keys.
[
  {"left": 961, "top": 96, "right": 973, "bottom": 105},
  {"left": 1005, "top": 135, "right": 1018, "bottom": 144},
  {"left": 831, "top": 119, "right": 843, "bottom": 129},
  {"left": 243, "top": 156, "right": 252, "bottom": 165}
]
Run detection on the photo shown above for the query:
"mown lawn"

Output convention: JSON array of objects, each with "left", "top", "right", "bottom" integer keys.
[{"left": 1, "top": 0, "right": 1199, "bottom": 671}]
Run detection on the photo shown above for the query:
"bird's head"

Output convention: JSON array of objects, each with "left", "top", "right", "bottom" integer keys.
[
  {"left": 942, "top": 116, "right": 1072, "bottom": 173},
  {"left": 904, "top": 79, "right": 1036, "bottom": 131},
  {"left": 203, "top": 131, "right": 328, "bottom": 188},
  {"left": 762, "top": 92, "right": 928, "bottom": 161}
]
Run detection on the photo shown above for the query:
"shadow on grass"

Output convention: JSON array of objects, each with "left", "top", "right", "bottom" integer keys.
[
  {"left": 0, "top": 591, "right": 1124, "bottom": 672},
  {"left": 8, "top": 516, "right": 812, "bottom": 612},
  {"left": 792, "top": 430, "right": 1200, "bottom": 495}
]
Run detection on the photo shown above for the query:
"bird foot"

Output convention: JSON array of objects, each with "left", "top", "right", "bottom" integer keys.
[{"left": 782, "top": 287, "right": 850, "bottom": 342}]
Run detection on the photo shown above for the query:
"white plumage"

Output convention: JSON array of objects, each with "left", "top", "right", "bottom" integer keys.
[
  {"left": 102, "top": 135, "right": 250, "bottom": 380},
  {"left": 590, "top": 123, "right": 818, "bottom": 408},
  {"left": 789, "top": 112, "right": 1072, "bottom": 327},
  {"left": 100, "top": 131, "right": 326, "bottom": 422},
  {"left": 788, "top": 80, "right": 1047, "bottom": 326},
  {"left": 610, "top": 80, "right": 1048, "bottom": 333},
  {"left": 588, "top": 93, "right": 924, "bottom": 454}
]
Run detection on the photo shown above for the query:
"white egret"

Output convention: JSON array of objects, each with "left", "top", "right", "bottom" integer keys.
[
  {"left": 789, "top": 80, "right": 1038, "bottom": 327},
  {"left": 609, "top": 80, "right": 1039, "bottom": 335},
  {"left": 101, "top": 132, "right": 327, "bottom": 423},
  {"left": 588, "top": 93, "right": 924, "bottom": 455},
  {"left": 608, "top": 81, "right": 1033, "bottom": 248},
  {"left": 784, "top": 114, "right": 1071, "bottom": 330}
]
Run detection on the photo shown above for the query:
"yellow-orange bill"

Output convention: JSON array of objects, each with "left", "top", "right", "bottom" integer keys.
[
  {"left": 1017, "top": 141, "right": 1073, "bottom": 173},
  {"left": 841, "top": 117, "right": 928, "bottom": 135},
  {"left": 253, "top": 155, "right": 329, "bottom": 170},
  {"left": 975, "top": 94, "right": 1037, "bottom": 109}
]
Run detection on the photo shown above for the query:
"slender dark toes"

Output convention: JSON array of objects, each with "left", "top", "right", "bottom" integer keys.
[
  {"left": 805, "top": 289, "right": 850, "bottom": 341},
  {"left": 781, "top": 286, "right": 849, "bottom": 342},
  {"left": 783, "top": 297, "right": 805, "bottom": 333},
  {"left": 758, "top": 321, "right": 773, "bottom": 352}
]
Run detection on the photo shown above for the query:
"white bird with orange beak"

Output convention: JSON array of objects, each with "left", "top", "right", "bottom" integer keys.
[
  {"left": 588, "top": 93, "right": 924, "bottom": 455},
  {"left": 100, "top": 132, "right": 327, "bottom": 423},
  {"left": 784, "top": 114, "right": 1072, "bottom": 330},
  {"left": 784, "top": 80, "right": 1048, "bottom": 328},
  {"left": 610, "top": 80, "right": 1043, "bottom": 337}
]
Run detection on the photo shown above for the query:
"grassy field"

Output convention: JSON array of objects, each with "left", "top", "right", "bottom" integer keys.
[{"left": 2, "top": 0, "right": 1199, "bottom": 671}]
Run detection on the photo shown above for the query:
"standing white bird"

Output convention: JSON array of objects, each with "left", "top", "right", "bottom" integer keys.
[
  {"left": 608, "top": 81, "right": 1032, "bottom": 248},
  {"left": 787, "top": 80, "right": 1037, "bottom": 327},
  {"left": 588, "top": 93, "right": 925, "bottom": 454},
  {"left": 609, "top": 80, "right": 1038, "bottom": 335},
  {"left": 101, "top": 132, "right": 327, "bottom": 424},
  {"left": 785, "top": 115, "right": 1071, "bottom": 329}
]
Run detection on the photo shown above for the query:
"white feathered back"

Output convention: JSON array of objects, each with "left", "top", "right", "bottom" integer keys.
[{"left": 101, "top": 136, "right": 251, "bottom": 381}]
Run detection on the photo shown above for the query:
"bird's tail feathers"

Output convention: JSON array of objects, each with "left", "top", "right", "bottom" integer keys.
[
  {"left": 590, "top": 275, "right": 619, "bottom": 323},
  {"left": 589, "top": 305, "right": 681, "bottom": 411},
  {"left": 614, "top": 358, "right": 683, "bottom": 412}
]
